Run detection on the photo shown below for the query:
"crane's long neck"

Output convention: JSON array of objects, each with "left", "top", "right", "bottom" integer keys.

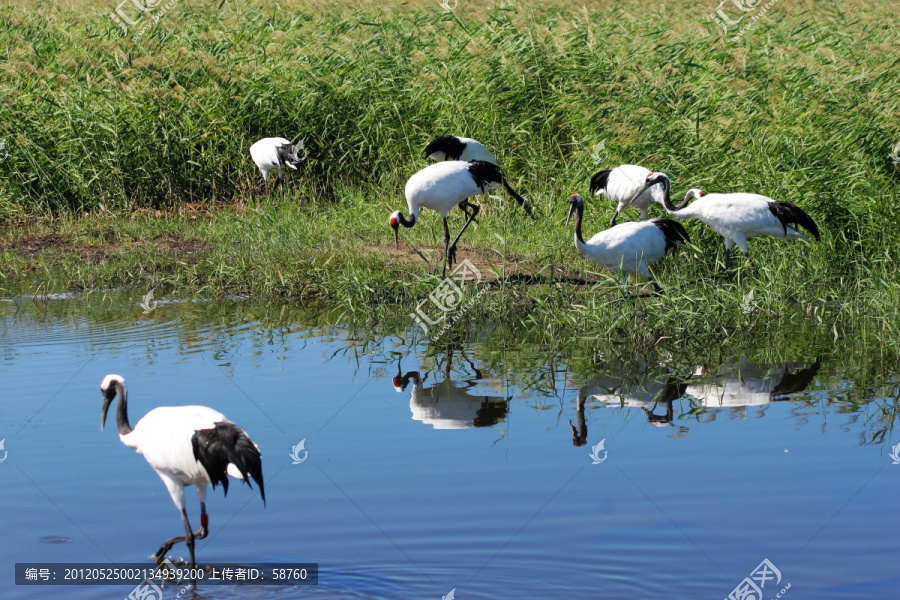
[
  {"left": 656, "top": 176, "right": 692, "bottom": 214},
  {"left": 113, "top": 381, "right": 133, "bottom": 437},
  {"left": 394, "top": 361, "right": 421, "bottom": 388},
  {"left": 397, "top": 211, "right": 417, "bottom": 228},
  {"left": 572, "top": 202, "right": 587, "bottom": 246}
]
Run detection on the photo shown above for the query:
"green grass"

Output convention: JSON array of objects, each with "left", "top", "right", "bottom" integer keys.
[{"left": 1, "top": 0, "right": 900, "bottom": 349}]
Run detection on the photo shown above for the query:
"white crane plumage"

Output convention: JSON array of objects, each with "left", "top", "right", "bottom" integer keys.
[
  {"left": 100, "top": 374, "right": 265, "bottom": 568},
  {"left": 249, "top": 137, "right": 304, "bottom": 196},
  {"left": 423, "top": 135, "right": 532, "bottom": 212},
  {"left": 390, "top": 160, "right": 523, "bottom": 273},
  {"left": 590, "top": 164, "right": 668, "bottom": 226},
  {"left": 646, "top": 173, "right": 821, "bottom": 270},
  {"left": 566, "top": 194, "right": 689, "bottom": 292}
]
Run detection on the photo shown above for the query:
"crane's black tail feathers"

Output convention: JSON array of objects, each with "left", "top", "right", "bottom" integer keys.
[
  {"left": 771, "top": 358, "right": 822, "bottom": 400},
  {"left": 650, "top": 218, "right": 691, "bottom": 253},
  {"left": 589, "top": 169, "right": 612, "bottom": 195},
  {"left": 192, "top": 423, "right": 266, "bottom": 505},
  {"left": 768, "top": 201, "right": 820, "bottom": 241},
  {"left": 467, "top": 160, "right": 532, "bottom": 216},
  {"left": 503, "top": 180, "right": 533, "bottom": 216}
]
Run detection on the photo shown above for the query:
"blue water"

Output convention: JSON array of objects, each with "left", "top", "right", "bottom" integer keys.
[{"left": 1, "top": 294, "right": 898, "bottom": 599}]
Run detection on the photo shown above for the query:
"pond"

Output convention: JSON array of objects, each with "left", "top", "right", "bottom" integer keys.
[{"left": 1, "top": 292, "right": 898, "bottom": 599}]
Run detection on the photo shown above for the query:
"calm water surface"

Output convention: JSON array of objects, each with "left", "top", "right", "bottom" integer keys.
[{"left": 1, "top": 293, "right": 898, "bottom": 599}]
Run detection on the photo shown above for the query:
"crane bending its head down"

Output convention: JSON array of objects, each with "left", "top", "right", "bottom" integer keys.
[{"left": 644, "top": 173, "right": 820, "bottom": 271}]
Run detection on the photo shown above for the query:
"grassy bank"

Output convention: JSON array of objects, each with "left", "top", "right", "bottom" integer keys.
[
  {"left": 1, "top": 0, "right": 900, "bottom": 346},
  {"left": 5, "top": 197, "right": 900, "bottom": 352}
]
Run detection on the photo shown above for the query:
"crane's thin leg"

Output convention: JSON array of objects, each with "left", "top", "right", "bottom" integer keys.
[
  {"left": 722, "top": 241, "right": 733, "bottom": 272},
  {"left": 447, "top": 201, "right": 480, "bottom": 269},
  {"left": 182, "top": 508, "right": 196, "bottom": 568},
  {"left": 152, "top": 507, "right": 195, "bottom": 567},
  {"left": 195, "top": 485, "right": 209, "bottom": 541},
  {"left": 263, "top": 173, "right": 269, "bottom": 195},
  {"left": 735, "top": 238, "right": 755, "bottom": 273},
  {"left": 610, "top": 201, "right": 626, "bottom": 227},
  {"left": 442, "top": 218, "right": 451, "bottom": 276},
  {"left": 196, "top": 502, "right": 209, "bottom": 541},
  {"left": 278, "top": 166, "right": 285, "bottom": 198}
]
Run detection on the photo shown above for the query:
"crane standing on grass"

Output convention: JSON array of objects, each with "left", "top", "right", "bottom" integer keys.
[
  {"left": 390, "top": 160, "right": 526, "bottom": 274},
  {"left": 250, "top": 137, "right": 305, "bottom": 196},
  {"left": 645, "top": 173, "right": 821, "bottom": 270},
  {"left": 566, "top": 193, "right": 689, "bottom": 293},
  {"left": 590, "top": 164, "right": 668, "bottom": 226}
]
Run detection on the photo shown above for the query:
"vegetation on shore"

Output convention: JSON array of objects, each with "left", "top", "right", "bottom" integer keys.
[{"left": 1, "top": 0, "right": 899, "bottom": 347}]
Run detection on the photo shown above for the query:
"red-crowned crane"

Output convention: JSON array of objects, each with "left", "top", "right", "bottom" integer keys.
[
  {"left": 646, "top": 173, "right": 821, "bottom": 270},
  {"left": 99, "top": 374, "right": 265, "bottom": 568},
  {"left": 590, "top": 164, "right": 668, "bottom": 227},
  {"left": 423, "top": 135, "right": 532, "bottom": 213},
  {"left": 390, "top": 160, "right": 527, "bottom": 274},
  {"left": 249, "top": 137, "right": 304, "bottom": 196},
  {"left": 566, "top": 193, "right": 689, "bottom": 293}
]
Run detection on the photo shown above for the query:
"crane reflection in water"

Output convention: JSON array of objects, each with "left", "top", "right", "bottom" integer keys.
[
  {"left": 570, "top": 358, "right": 822, "bottom": 443},
  {"left": 392, "top": 349, "right": 510, "bottom": 430}
]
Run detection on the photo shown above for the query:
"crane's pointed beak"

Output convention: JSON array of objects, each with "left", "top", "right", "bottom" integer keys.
[
  {"left": 393, "top": 225, "right": 399, "bottom": 250},
  {"left": 566, "top": 202, "right": 577, "bottom": 227},
  {"left": 101, "top": 394, "right": 112, "bottom": 431}
]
